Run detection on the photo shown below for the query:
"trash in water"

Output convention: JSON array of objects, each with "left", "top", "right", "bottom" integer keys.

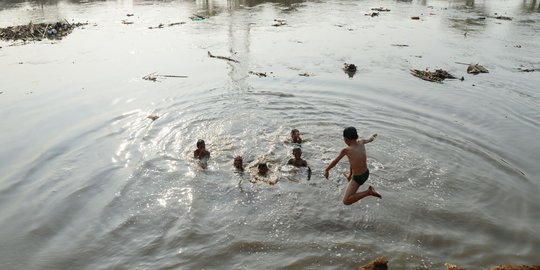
[
  {"left": 494, "top": 15, "right": 512, "bottom": 20},
  {"left": 410, "top": 68, "right": 457, "bottom": 83},
  {"left": 208, "top": 51, "right": 240, "bottom": 63},
  {"left": 148, "top": 22, "right": 185, "bottom": 29},
  {"left": 0, "top": 21, "right": 87, "bottom": 42},
  {"left": 190, "top": 14, "right": 208, "bottom": 21},
  {"left": 249, "top": 71, "right": 268, "bottom": 77},
  {"left": 143, "top": 73, "right": 158, "bottom": 82},
  {"left": 272, "top": 19, "right": 287, "bottom": 27},
  {"left": 299, "top": 72, "right": 313, "bottom": 77},
  {"left": 121, "top": 20, "right": 134, "bottom": 25},
  {"left": 126, "top": 14, "right": 134, "bottom": 17},
  {"left": 147, "top": 115, "right": 159, "bottom": 121},
  {"left": 143, "top": 73, "right": 188, "bottom": 82},
  {"left": 371, "top": 7, "right": 391, "bottom": 12},
  {"left": 365, "top": 12, "right": 379, "bottom": 17},
  {"left": 467, "top": 64, "right": 489, "bottom": 74},
  {"left": 411, "top": 16, "right": 421, "bottom": 20},
  {"left": 343, "top": 63, "right": 357, "bottom": 72},
  {"left": 343, "top": 63, "right": 357, "bottom": 78},
  {"left": 517, "top": 65, "right": 538, "bottom": 72},
  {"left": 392, "top": 44, "right": 409, "bottom": 47}
]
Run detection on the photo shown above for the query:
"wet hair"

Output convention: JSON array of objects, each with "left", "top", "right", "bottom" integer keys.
[
  {"left": 292, "top": 147, "right": 302, "bottom": 154},
  {"left": 257, "top": 163, "right": 268, "bottom": 169},
  {"left": 196, "top": 139, "right": 205, "bottom": 147},
  {"left": 343, "top": 127, "right": 359, "bottom": 140},
  {"left": 291, "top": 129, "right": 299, "bottom": 135}
]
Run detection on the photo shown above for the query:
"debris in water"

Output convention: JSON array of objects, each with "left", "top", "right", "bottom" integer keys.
[
  {"left": 410, "top": 68, "right": 457, "bottom": 83},
  {"left": 343, "top": 63, "right": 357, "bottom": 78},
  {"left": 299, "top": 72, "right": 313, "bottom": 77},
  {"left": 371, "top": 7, "right": 390, "bottom": 12},
  {"left": 0, "top": 21, "right": 87, "bottom": 42},
  {"left": 365, "top": 12, "right": 379, "bottom": 17},
  {"left": 411, "top": 16, "right": 421, "bottom": 20},
  {"left": 467, "top": 64, "right": 489, "bottom": 74},
  {"left": 147, "top": 115, "right": 159, "bottom": 121},
  {"left": 343, "top": 63, "right": 357, "bottom": 72},
  {"left": 392, "top": 44, "right": 409, "bottom": 47},
  {"left": 148, "top": 22, "right": 185, "bottom": 29},
  {"left": 249, "top": 71, "right": 268, "bottom": 77},
  {"left": 122, "top": 20, "right": 134, "bottom": 25},
  {"left": 143, "top": 72, "right": 188, "bottom": 82},
  {"left": 190, "top": 14, "right": 208, "bottom": 21},
  {"left": 517, "top": 66, "right": 538, "bottom": 72},
  {"left": 126, "top": 13, "right": 134, "bottom": 17},
  {"left": 494, "top": 15, "right": 512, "bottom": 20},
  {"left": 208, "top": 51, "right": 240, "bottom": 63},
  {"left": 143, "top": 73, "right": 158, "bottom": 82},
  {"left": 272, "top": 19, "right": 287, "bottom": 27}
]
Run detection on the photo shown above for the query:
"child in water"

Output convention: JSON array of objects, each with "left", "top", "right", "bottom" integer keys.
[
  {"left": 233, "top": 156, "right": 244, "bottom": 171},
  {"left": 323, "top": 127, "right": 381, "bottom": 205},
  {"left": 288, "top": 147, "right": 312, "bottom": 180},
  {"left": 193, "top": 139, "right": 210, "bottom": 160},
  {"left": 291, "top": 129, "right": 302, "bottom": 144}
]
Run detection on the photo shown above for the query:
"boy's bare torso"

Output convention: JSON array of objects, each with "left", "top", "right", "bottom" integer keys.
[{"left": 345, "top": 141, "right": 368, "bottom": 175}]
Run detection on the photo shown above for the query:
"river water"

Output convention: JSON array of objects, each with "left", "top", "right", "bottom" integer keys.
[{"left": 1, "top": 0, "right": 539, "bottom": 269}]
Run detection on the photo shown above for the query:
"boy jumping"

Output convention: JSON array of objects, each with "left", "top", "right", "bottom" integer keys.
[{"left": 323, "top": 127, "right": 381, "bottom": 205}]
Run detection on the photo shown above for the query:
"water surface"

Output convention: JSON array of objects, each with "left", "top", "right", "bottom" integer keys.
[{"left": 1, "top": 0, "right": 539, "bottom": 269}]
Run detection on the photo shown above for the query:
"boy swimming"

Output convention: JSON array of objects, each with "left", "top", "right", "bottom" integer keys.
[
  {"left": 323, "top": 127, "right": 381, "bottom": 205},
  {"left": 288, "top": 147, "right": 312, "bottom": 180},
  {"left": 193, "top": 139, "right": 210, "bottom": 160},
  {"left": 291, "top": 129, "right": 302, "bottom": 144}
]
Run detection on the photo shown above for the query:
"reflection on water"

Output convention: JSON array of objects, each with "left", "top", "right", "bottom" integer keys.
[{"left": 1, "top": 0, "right": 540, "bottom": 269}]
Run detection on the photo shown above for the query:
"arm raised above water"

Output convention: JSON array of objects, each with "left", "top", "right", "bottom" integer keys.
[{"left": 361, "top": 133, "right": 377, "bottom": 144}]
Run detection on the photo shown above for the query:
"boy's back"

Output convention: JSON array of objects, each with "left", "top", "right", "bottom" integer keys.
[{"left": 344, "top": 140, "right": 368, "bottom": 175}]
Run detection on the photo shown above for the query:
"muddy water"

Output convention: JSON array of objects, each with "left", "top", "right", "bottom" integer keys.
[{"left": 1, "top": 0, "right": 539, "bottom": 269}]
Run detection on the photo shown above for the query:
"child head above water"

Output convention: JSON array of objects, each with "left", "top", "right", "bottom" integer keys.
[
  {"left": 196, "top": 139, "right": 206, "bottom": 149},
  {"left": 233, "top": 156, "right": 243, "bottom": 170},
  {"left": 257, "top": 162, "right": 269, "bottom": 175},
  {"left": 291, "top": 129, "right": 302, "bottom": 143},
  {"left": 292, "top": 147, "right": 302, "bottom": 159}
]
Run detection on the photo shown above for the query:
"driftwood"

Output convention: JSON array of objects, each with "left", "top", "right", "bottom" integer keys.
[{"left": 208, "top": 51, "right": 240, "bottom": 63}]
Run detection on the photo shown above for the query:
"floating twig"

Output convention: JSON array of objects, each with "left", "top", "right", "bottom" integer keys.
[{"left": 208, "top": 51, "right": 240, "bottom": 63}]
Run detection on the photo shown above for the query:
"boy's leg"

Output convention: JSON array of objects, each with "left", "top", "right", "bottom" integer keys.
[{"left": 343, "top": 181, "right": 372, "bottom": 205}]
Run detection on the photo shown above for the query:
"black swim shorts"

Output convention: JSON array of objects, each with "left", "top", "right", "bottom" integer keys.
[{"left": 352, "top": 170, "right": 369, "bottom": 185}]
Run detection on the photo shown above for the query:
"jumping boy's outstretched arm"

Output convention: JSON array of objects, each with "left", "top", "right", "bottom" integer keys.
[
  {"left": 323, "top": 148, "right": 347, "bottom": 179},
  {"left": 361, "top": 133, "right": 378, "bottom": 144}
]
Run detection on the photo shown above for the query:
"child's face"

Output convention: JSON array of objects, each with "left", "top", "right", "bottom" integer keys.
[
  {"left": 293, "top": 149, "right": 302, "bottom": 159},
  {"left": 343, "top": 137, "right": 352, "bottom": 146},
  {"left": 291, "top": 131, "right": 300, "bottom": 140}
]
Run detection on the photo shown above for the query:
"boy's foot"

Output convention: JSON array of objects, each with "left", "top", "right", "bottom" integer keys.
[{"left": 368, "top": 185, "right": 382, "bottom": 199}]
